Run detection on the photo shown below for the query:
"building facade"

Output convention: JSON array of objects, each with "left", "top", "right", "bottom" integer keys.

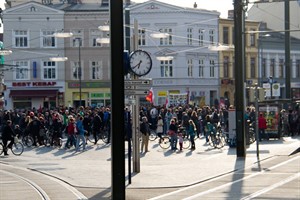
[
  {"left": 3, "top": 1, "right": 110, "bottom": 110},
  {"left": 129, "top": 0, "right": 220, "bottom": 107},
  {"left": 218, "top": 18, "right": 260, "bottom": 106}
]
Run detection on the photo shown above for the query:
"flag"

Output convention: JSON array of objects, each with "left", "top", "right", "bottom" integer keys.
[
  {"left": 165, "top": 96, "right": 169, "bottom": 108},
  {"left": 146, "top": 87, "right": 154, "bottom": 104}
]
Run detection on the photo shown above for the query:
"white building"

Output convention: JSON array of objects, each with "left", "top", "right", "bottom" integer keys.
[{"left": 129, "top": 0, "right": 221, "bottom": 107}]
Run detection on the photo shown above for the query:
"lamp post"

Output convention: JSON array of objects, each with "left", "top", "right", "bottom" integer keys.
[
  {"left": 75, "top": 38, "right": 82, "bottom": 107},
  {"left": 269, "top": 76, "right": 273, "bottom": 99}
]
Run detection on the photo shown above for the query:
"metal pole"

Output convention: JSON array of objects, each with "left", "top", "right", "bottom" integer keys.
[
  {"left": 284, "top": 0, "right": 291, "bottom": 99},
  {"left": 132, "top": 19, "right": 140, "bottom": 173},
  {"left": 125, "top": 6, "right": 132, "bottom": 184},
  {"left": 255, "top": 83, "right": 260, "bottom": 158},
  {"left": 234, "top": 0, "right": 246, "bottom": 157},
  {"left": 110, "top": 0, "right": 125, "bottom": 198},
  {"left": 78, "top": 38, "right": 82, "bottom": 107}
]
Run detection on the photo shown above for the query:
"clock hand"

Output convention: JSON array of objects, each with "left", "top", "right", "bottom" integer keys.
[{"left": 133, "top": 60, "right": 142, "bottom": 69}]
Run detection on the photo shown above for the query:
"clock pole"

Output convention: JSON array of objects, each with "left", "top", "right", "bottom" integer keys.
[{"left": 131, "top": 18, "right": 141, "bottom": 173}]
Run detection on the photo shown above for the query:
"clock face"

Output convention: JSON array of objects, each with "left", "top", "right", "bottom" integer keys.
[{"left": 129, "top": 50, "right": 152, "bottom": 76}]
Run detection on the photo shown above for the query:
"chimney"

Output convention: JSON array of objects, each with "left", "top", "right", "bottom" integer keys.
[
  {"left": 228, "top": 10, "right": 234, "bottom": 19},
  {"left": 193, "top": 2, "right": 197, "bottom": 8}
]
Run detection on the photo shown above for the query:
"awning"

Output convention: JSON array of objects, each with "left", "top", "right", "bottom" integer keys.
[{"left": 10, "top": 90, "right": 58, "bottom": 98}]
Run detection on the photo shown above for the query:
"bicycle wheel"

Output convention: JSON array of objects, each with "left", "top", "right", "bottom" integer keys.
[
  {"left": 249, "top": 131, "right": 256, "bottom": 144},
  {"left": 0, "top": 143, "right": 3, "bottom": 155},
  {"left": 22, "top": 135, "right": 33, "bottom": 147},
  {"left": 11, "top": 142, "right": 24, "bottom": 156},
  {"left": 149, "top": 129, "right": 157, "bottom": 141},
  {"left": 101, "top": 130, "right": 109, "bottom": 144},
  {"left": 87, "top": 133, "right": 96, "bottom": 144},
  {"left": 208, "top": 134, "right": 215, "bottom": 147},
  {"left": 182, "top": 138, "right": 191, "bottom": 149},
  {"left": 215, "top": 135, "right": 225, "bottom": 149},
  {"left": 159, "top": 136, "right": 170, "bottom": 149}
]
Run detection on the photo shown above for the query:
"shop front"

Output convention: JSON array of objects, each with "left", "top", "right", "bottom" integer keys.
[
  {"left": 6, "top": 81, "right": 64, "bottom": 110},
  {"left": 66, "top": 81, "right": 110, "bottom": 108}
]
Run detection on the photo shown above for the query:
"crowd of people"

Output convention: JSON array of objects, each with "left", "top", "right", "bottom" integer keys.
[
  {"left": 0, "top": 102, "right": 299, "bottom": 155},
  {"left": 139, "top": 103, "right": 300, "bottom": 152},
  {"left": 0, "top": 106, "right": 111, "bottom": 155}
]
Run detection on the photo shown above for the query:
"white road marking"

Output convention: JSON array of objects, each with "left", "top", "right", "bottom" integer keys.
[
  {"left": 149, "top": 156, "right": 299, "bottom": 200},
  {"left": 241, "top": 172, "right": 300, "bottom": 200}
]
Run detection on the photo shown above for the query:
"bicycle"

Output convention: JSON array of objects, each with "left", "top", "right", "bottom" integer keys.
[
  {"left": 159, "top": 129, "right": 191, "bottom": 150},
  {"left": 87, "top": 127, "right": 109, "bottom": 144},
  {"left": 208, "top": 127, "right": 226, "bottom": 149},
  {"left": 0, "top": 137, "right": 24, "bottom": 156}
]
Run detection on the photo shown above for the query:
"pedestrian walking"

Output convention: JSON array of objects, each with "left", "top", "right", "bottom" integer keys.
[
  {"left": 140, "top": 116, "right": 150, "bottom": 153},
  {"left": 2, "top": 120, "right": 15, "bottom": 156},
  {"left": 188, "top": 120, "right": 196, "bottom": 150},
  {"left": 76, "top": 116, "right": 86, "bottom": 152},
  {"left": 65, "top": 117, "right": 76, "bottom": 149},
  {"left": 168, "top": 119, "right": 178, "bottom": 151},
  {"left": 258, "top": 112, "right": 268, "bottom": 141}
]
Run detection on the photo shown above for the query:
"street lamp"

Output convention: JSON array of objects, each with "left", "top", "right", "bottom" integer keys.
[
  {"left": 74, "top": 38, "right": 82, "bottom": 107},
  {"left": 268, "top": 76, "right": 273, "bottom": 99},
  {"left": 53, "top": 32, "right": 83, "bottom": 107}
]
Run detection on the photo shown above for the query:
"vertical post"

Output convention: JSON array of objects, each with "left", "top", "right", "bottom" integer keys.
[
  {"left": 110, "top": 0, "right": 125, "bottom": 199},
  {"left": 124, "top": 6, "right": 132, "bottom": 184},
  {"left": 78, "top": 38, "right": 82, "bottom": 107},
  {"left": 255, "top": 83, "right": 259, "bottom": 158},
  {"left": 234, "top": 0, "right": 246, "bottom": 157},
  {"left": 284, "top": 0, "right": 291, "bottom": 99},
  {"left": 132, "top": 19, "right": 140, "bottom": 173}
]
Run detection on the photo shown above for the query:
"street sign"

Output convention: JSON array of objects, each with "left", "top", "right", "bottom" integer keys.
[
  {"left": 125, "top": 85, "right": 150, "bottom": 90},
  {"left": 124, "top": 79, "right": 152, "bottom": 85},
  {"left": 125, "top": 90, "right": 149, "bottom": 95}
]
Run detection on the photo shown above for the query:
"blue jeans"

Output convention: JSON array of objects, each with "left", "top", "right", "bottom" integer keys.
[
  {"left": 170, "top": 135, "right": 177, "bottom": 150},
  {"left": 76, "top": 134, "right": 86, "bottom": 151}
]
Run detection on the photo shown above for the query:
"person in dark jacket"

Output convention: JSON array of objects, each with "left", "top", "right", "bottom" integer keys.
[
  {"left": 2, "top": 120, "right": 15, "bottom": 155},
  {"left": 140, "top": 116, "right": 150, "bottom": 153},
  {"left": 92, "top": 111, "right": 102, "bottom": 144}
]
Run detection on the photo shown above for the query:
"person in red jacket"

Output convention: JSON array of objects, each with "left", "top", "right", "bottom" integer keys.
[{"left": 258, "top": 113, "right": 269, "bottom": 141}]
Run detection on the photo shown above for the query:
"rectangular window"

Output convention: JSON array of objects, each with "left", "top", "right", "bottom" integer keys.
[
  {"left": 90, "top": 29, "right": 102, "bottom": 47},
  {"left": 210, "top": 60, "right": 215, "bottom": 77},
  {"left": 232, "top": 27, "right": 235, "bottom": 45},
  {"left": 223, "top": 56, "right": 229, "bottom": 78},
  {"left": 279, "top": 59, "right": 284, "bottom": 78},
  {"left": 223, "top": 27, "right": 229, "bottom": 45},
  {"left": 250, "top": 57, "right": 256, "bottom": 78},
  {"left": 270, "top": 58, "right": 275, "bottom": 77},
  {"left": 159, "top": 28, "right": 173, "bottom": 45},
  {"left": 41, "top": 30, "right": 55, "bottom": 48},
  {"left": 71, "top": 29, "right": 83, "bottom": 47},
  {"left": 90, "top": 61, "right": 103, "bottom": 80},
  {"left": 250, "top": 29, "right": 255, "bottom": 47},
  {"left": 43, "top": 61, "right": 57, "bottom": 80},
  {"left": 198, "top": 29, "right": 204, "bottom": 46},
  {"left": 160, "top": 60, "right": 173, "bottom": 77},
  {"left": 187, "top": 59, "right": 193, "bottom": 77},
  {"left": 296, "top": 60, "right": 300, "bottom": 78},
  {"left": 139, "top": 28, "right": 146, "bottom": 46},
  {"left": 187, "top": 28, "right": 192, "bottom": 45},
  {"left": 209, "top": 29, "right": 215, "bottom": 45},
  {"left": 14, "top": 30, "right": 28, "bottom": 48},
  {"left": 71, "top": 61, "right": 83, "bottom": 80},
  {"left": 15, "top": 61, "right": 30, "bottom": 80},
  {"left": 262, "top": 58, "right": 266, "bottom": 78},
  {"left": 198, "top": 59, "right": 204, "bottom": 77}
]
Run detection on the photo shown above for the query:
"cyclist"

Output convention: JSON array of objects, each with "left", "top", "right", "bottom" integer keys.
[{"left": 2, "top": 120, "right": 15, "bottom": 156}]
